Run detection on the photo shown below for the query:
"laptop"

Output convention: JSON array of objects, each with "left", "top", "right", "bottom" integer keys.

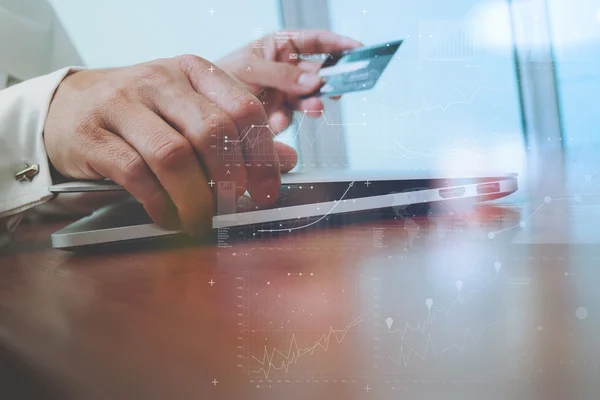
[
  {"left": 48, "top": 170, "right": 518, "bottom": 250},
  {"left": 47, "top": 38, "right": 518, "bottom": 250}
]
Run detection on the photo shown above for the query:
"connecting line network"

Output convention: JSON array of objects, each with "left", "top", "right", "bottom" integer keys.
[{"left": 224, "top": 110, "right": 366, "bottom": 150}]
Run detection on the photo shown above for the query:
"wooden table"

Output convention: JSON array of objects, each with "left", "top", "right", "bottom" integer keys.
[{"left": 1, "top": 197, "right": 599, "bottom": 399}]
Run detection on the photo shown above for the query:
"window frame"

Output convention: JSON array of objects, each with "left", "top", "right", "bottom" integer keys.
[
  {"left": 508, "top": 0, "right": 565, "bottom": 191},
  {"left": 279, "top": 0, "right": 348, "bottom": 168}
]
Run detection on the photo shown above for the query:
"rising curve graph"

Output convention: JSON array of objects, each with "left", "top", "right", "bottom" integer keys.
[
  {"left": 388, "top": 320, "right": 499, "bottom": 367},
  {"left": 256, "top": 181, "right": 355, "bottom": 233},
  {"left": 252, "top": 315, "right": 363, "bottom": 379}
]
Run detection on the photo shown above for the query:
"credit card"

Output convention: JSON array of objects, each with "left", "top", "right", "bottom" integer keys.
[{"left": 302, "top": 39, "right": 403, "bottom": 98}]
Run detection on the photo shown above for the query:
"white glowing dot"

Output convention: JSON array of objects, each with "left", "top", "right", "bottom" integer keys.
[
  {"left": 544, "top": 196, "right": 551, "bottom": 204},
  {"left": 519, "top": 221, "right": 526, "bottom": 228},
  {"left": 224, "top": 147, "right": 227, "bottom": 150},
  {"left": 576, "top": 307, "right": 588, "bottom": 320},
  {"left": 251, "top": 124, "right": 255, "bottom": 128},
  {"left": 267, "top": 281, "right": 270, "bottom": 285},
  {"left": 488, "top": 232, "right": 495, "bottom": 239}
]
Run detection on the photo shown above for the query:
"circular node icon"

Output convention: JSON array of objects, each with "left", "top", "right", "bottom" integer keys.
[
  {"left": 519, "top": 221, "right": 526, "bottom": 228},
  {"left": 544, "top": 196, "right": 551, "bottom": 204},
  {"left": 488, "top": 232, "right": 495, "bottom": 239},
  {"left": 576, "top": 307, "right": 588, "bottom": 320}
]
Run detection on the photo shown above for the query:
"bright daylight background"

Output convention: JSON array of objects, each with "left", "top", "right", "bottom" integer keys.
[{"left": 46, "top": 0, "right": 600, "bottom": 177}]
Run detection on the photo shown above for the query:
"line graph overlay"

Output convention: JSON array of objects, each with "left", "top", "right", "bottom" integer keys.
[
  {"left": 239, "top": 270, "right": 368, "bottom": 383},
  {"left": 389, "top": 321, "right": 499, "bottom": 367},
  {"left": 217, "top": 110, "right": 366, "bottom": 161},
  {"left": 377, "top": 262, "right": 508, "bottom": 377},
  {"left": 253, "top": 316, "right": 363, "bottom": 379},
  {"left": 256, "top": 181, "right": 355, "bottom": 233},
  {"left": 392, "top": 85, "right": 490, "bottom": 121}
]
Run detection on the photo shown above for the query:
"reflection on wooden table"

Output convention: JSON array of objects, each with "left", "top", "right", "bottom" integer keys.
[{"left": 0, "top": 199, "right": 599, "bottom": 399}]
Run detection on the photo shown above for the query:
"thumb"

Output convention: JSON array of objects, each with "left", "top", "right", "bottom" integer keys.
[
  {"left": 275, "top": 141, "right": 298, "bottom": 173},
  {"left": 244, "top": 60, "right": 323, "bottom": 96}
]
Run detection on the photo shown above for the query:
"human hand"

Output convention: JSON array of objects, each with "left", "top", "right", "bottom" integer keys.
[
  {"left": 217, "top": 29, "right": 362, "bottom": 133},
  {"left": 44, "top": 56, "right": 296, "bottom": 235}
]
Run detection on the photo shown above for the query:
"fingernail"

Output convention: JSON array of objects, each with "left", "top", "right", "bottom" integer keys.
[{"left": 298, "top": 73, "right": 322, "bottom": 87}]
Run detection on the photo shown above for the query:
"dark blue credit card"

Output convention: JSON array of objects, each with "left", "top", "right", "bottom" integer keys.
[{"left": 302, "top": 39, "right": 403, "bottom": 98}]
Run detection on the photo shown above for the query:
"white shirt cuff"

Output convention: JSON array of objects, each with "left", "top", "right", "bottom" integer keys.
[{"left": 0, "top": 67, "right": 82, "bottom": 219}]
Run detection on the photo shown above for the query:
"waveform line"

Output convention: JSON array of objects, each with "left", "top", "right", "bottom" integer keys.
[
  {"left": 252, "top": 316, "right": 363, "bottom": 379},
  {"left": 393, "top": 86, "right": 487, "bottom": 121},
  {"left": 256, "top": 181, "right": 354, "bottom": 233},
  {"left": 392, "top": 140, "right": 478, "bottom": 160},
  {"left": 387, "top": 273, "right": 500, "bottom": 340},
  {"left": 388, "top": 320, "right": 498, "bottom": 366}
]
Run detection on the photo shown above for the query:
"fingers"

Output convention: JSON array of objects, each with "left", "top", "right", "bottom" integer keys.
[
  {"left": 243, "top": 59, "right": 323, "bottom": 97},
  {"left": 84, "top": 130, "right": 179, "bottom": 230},
  {"left": 274, "top": 141, "right": 298, "bottom": 173},
  {"left": 103, "top": 102, "right": 214, "bottom": 235},
  {"left": 296, "top": 97, "right": 325, "bottom": 113},
  {"left": 176, "top": 55, "right": 280, "bottom": 205},
  {"left": 268, "top": 110, "right": 291, "bottom": 134},
  {"left": 149, "top": 83, "right": 248, "bottom": 196}
]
